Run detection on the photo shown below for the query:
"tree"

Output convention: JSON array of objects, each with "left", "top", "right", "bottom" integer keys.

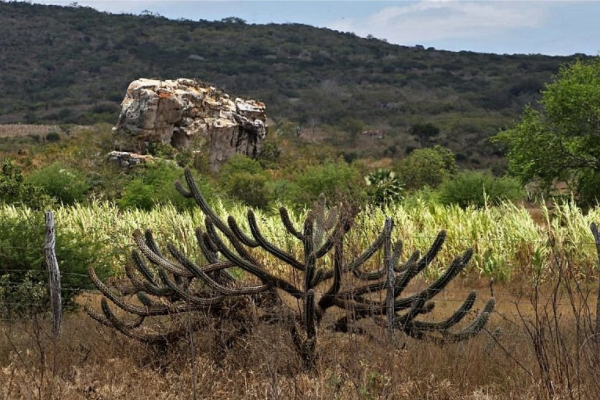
[
  {"left": 410, "top": 123, "right": 440, "bottom": 147},
  {"left": 341, "top": 117, "right": 364, "bottom": 146},
  {"left": 494, "top": 57, "right": 600, "bottom": 205},
  {"left": 397, "top": 146, "right": 458, "bottom": 190}
]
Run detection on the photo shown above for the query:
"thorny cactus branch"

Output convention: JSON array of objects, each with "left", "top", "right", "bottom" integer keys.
[{"left": 87, "top": 167, "right": 495, "bottom": 368}]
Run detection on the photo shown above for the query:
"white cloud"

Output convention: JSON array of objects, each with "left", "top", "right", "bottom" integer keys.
[{"left": 327, "top": 1, "right": 548, "bottom": 45}]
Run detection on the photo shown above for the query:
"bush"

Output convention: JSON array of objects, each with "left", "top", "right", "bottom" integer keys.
[
  {"left": 45, "top": 131, "right": 61, "bottom": 142},
  {"left": 284, "top": 160, "right": 363, "bottom": 208},
  {"left": 147, "top": 142, "right": 176, "bottom": 158},
  {"left": 220, "top": 155, "right": 273, "bottom": 209},
  {"left": 397, "top": 145, "right": 457, "bottom": 190},
  {"left": 410, "top": 122, "right": 440, "bottom": 145},
  {"left": 224, "top": 172, "right": 273, "bottom": 209},
  {"left": 574, "top": 170, "right": 600, "bottom": 208},
  {"left": 118, "top": 162, "right": 212, "bottom": 211},
  {"left": 256, "top": 141, "right": 281, "bottom": 169},
  {"left": 438, "top": 170, "right": 525, "bottom": 208},
  {"left": 0, "top": 211, "right": 110, "bottom": 318},
  {"left": 26, "top": 162, "right": 90, "bottom": 205},
  {"left": 220, "top": 154, "right": 265, "bottom": 177},
  {"left": 0, "top": 159, "right": 55, "bottom": 210}
]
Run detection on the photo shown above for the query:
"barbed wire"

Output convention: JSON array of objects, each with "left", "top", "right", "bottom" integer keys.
[
  {"left": 0, "top": 269, "right": 91, "bottom": 277},
  {"left": 1, "top": 238, "right": 598, "bottom": 250}
]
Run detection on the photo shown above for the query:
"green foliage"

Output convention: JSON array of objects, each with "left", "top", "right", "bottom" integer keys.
[
  {"left": 224, "top": 172, "right": 273, "bottom": 209},
  {"left": 574, "top": 170, "right": 600, "bottom": 207},
  {"left": 220, "top": 154, "right": 265, "bottom": 177},
  {"left": 0, "top": 211, "right": 110, "bottom": 318},
  {"left": 495, "top": 57, "right": 600, "bottom": 206},
  {"left": 340, "top": 117, "right": 364, "bottom": 145},
  {"left": 364, "top": 168, "right": 404, "bottom": 207},
  {"left": 397, "top": 145, "right": 458, "bottom": 190},
  {"left": 410, "top": 122, "right": 440, "bottom": 146},
  {"left": 284, "top": 160, "right": 362, "bottom": 208},
  {"left": 118, "top": 162, "right": 202, "bottom": 211},
  {"left": 0, "top": 159, "right": 55, "bottom": 210},
  {"left": 147, "top": 142, "right": 176, "bottom": 158},
  {"left": 26, "top": 162, "right": 90, "bottom": 205},
  {"left": 0, "top": 271, "right": 47, "bottom": 318},
  {"left": 0, "top": 1, "right": 585, "bottom": 169},
  {"left": 219, "top": 155, "right": 273, "bottom": 209},
  {"left": 256, "top": 141, "right": 281, "bottom": 169},
  {"left": 45, "top": 131, "right": 61, "bottom": 142},
  {"left": 438, "top": 170, "right": 525, "bottom": 208}
]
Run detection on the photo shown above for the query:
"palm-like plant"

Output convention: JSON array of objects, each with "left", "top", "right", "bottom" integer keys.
[{"left": 365, "top": 168, "right": 404, "bottom": 206}]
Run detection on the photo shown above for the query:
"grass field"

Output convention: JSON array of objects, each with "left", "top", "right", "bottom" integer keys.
[
  {"left": 2, "top": 198, "right": 597, "bottom": 281},
  {"left": 2, "top": 199, "right": 600, "bottom": 398},
  {"left": 0, "top": 125, "right": 61, "bottom": 138},
  {"left": 1, "top": 278, "right": 598, "bottom": 399}
]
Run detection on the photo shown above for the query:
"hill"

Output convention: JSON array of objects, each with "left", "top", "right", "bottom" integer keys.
[{"left": 0, "top": 1, "right": 588, "bottom": 166}]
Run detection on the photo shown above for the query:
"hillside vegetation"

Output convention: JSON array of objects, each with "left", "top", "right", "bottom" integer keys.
[{"left": 0, "top": 1, "right": 588, "bottom": 166}]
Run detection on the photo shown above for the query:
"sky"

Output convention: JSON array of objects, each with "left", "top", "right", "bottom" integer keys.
[{"left": 31, "top": 1, "right": 600, "bottom": 56}]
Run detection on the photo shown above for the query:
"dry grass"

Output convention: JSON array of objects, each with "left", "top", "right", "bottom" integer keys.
[
  {"left": 2, "top": 277, "right": 598, "bottom": 400},
  {"left": 0, "top": 125, "right": 60, "bottom": 138}
]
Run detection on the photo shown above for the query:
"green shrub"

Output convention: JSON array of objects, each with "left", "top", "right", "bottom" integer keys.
[
  {"left": 0, "top": 159, "right": 55, "bottom": 210},
  {"left": 285, "top": 160, "right": 363, "bottom": 208},
  {"left": 0, "top": 211, "right": 110, "bottom": 318},
  {"left": 397, "top": 145, "right": 457, "bottom": 190},
  {"left": 410, "top": 122, "right": 440, "bottom": 146},
  {"left": 574, "top": 170, "right": 600, "bottom": 208},
  {"left": 256, "top": 141, "right": 281, "bottom": 169},
  {"left": 45, "top": 131, "right": 61, "bottom": 142},
  {"left": 403, "top": 186, "right": 441, "bottom": 208},
  {"left": 220, "top": 155, "right": 273, "bottom": 209},
  {"left": 224, "top": 172, "right": 273, "bottom": 209},
  {"left": 147, "top": 142, "right": 176, "bottom": 158},
  {"left": 220, "top": 154, "right": 265, "bottom": 176},
  {"left": 26, "top": 162, "right": 90, "bottom": 205},
  {"left": 118, "top": 162, "right": 212, "bottom": 211},
  {"left": 0, "top": 271, "right": 47, "bottom": 318},
  {"left": 438, "top": 170, "right": 525, "bottom": 208}
]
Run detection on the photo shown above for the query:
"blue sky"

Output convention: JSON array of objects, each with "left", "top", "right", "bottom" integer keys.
[{"left": 33, "top": 1, "right": 600, "bottom": 56}]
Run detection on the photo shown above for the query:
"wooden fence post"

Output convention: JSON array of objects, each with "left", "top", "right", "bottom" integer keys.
[
  {"left": 44, "top": 211, "right": 62, "bottom": 337},
  {"left": 590, "top": 223, "right": 600, "bottom": 338}
]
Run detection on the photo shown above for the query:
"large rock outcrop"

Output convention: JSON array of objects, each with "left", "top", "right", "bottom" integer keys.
[{"left": 113, "top": 78, "right": 267, "bottom": 171}]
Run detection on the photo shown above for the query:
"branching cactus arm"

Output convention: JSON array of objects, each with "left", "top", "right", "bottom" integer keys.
[
  {"left": 88, "top": 167, "right": 496, "bottom": 368},
  {"left": 204, "top": 219, "right": 304, "bottom": 298},
  {"left": 406, "top": 297, "right": 496, "bottom": 344},
  {"left": 247, "top": 210, "right": 305, "bottom": 271},
  {"left": 279, "top": 207, "right": 304, "bottom": 240}
]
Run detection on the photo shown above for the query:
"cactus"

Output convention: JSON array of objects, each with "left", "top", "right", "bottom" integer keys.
[{"left": 87, "top": 168, "right": 495, "bottom": 368}]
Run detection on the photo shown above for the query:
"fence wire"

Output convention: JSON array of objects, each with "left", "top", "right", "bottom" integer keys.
[{"left": 2, "top": 213, "right": 600, "bottom": 327}]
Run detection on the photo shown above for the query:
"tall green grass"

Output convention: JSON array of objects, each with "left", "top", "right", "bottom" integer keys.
[{"left": 2, "top": 199, "right": 599, "bottom": 281}]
